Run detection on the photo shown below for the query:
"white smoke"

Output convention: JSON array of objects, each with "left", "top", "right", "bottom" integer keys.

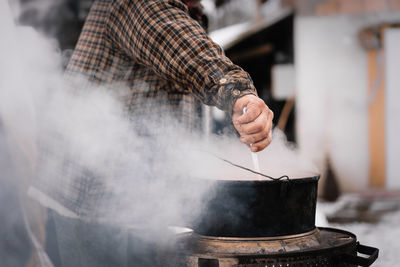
[
  {"left": 0, "top": 0, "right": 318, "bottom": 265},
  {"left": 0, "top": 0, "right": 219, "bottom": 236}
]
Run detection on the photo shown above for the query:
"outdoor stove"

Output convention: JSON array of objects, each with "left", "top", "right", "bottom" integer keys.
[
  {"left": 175, "top": 227, "right": 378, "bottom": 266},
  {"left": 171, "top": 175, "right": 379, "bottom": 267}
]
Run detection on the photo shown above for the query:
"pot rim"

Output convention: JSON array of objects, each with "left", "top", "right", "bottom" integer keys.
[{"left": 201, "top": 175, "right": 320, "bottom": 185}]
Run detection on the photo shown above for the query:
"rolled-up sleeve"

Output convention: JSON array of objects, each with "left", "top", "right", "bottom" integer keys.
[{"left": 106, "top": 0, "right": 257, "bottom": 113}]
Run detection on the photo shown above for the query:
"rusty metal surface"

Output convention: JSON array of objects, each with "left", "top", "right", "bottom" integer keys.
[
  {"left": 184, "top": 229, "right": 320, "bottom": 255},
  {"left": 181, "top": 228, "right": 355, "bottom": 256},
  {"left": 177, "top": 228, "right": 359, "bottom": 267}
]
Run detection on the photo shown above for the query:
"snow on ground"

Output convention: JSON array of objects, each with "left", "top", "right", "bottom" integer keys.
[{"left": 317, "top": 197, "right": 400, "bottom": 266}]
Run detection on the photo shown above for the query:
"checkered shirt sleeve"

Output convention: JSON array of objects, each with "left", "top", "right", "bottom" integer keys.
[{"left": 106, "top": 0, "right": 257, "bottom": 114}]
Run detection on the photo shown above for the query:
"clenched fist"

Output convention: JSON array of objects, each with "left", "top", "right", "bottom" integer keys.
[{"left": 232, "top": 95, "right": 274, "bottom": 152}]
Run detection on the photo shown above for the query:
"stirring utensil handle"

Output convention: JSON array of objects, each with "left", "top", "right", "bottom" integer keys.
[{"left": 243, "top": 107, "right": 262, "bottom": 180}]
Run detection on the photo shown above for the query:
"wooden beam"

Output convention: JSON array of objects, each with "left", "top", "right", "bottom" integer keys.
[{"left": 368, "top": 49, "right": 386, "bottom": 188}]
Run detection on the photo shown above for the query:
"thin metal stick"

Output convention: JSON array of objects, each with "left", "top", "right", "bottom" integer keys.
[
  {"left": 215, "top": 155, "right": 290, "bottom": 181},
  {"left": 191, "top": 149, "right": 290, "bottom": 181}
]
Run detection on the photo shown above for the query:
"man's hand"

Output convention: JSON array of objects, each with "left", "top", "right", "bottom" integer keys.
[{"left": 232, "top": 95, "right": 274, "bottom": 152}]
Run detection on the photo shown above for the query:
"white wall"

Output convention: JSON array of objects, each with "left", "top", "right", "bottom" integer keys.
[
  {"left": 385, "top": 28, "right": 400, "bottom": 190},
  {"left": 295, "top": 13, "right": 400, "bottom": 192}
]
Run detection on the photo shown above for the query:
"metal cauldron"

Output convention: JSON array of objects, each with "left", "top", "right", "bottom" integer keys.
[{"left": 190, "top": 175, "right": 320, "bottom": 237}]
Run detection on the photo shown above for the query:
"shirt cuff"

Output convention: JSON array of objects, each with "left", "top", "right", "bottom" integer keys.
[{"left": 214, "top": 75, "right": 257, "bottom": 116}]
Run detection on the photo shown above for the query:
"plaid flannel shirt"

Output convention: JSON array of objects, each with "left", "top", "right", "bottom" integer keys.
[
  {"left": 33, "top": 0, "right": 257, "bottom": 219},
  {"left": 66, "top": 0, "right": 256, "bottom": 119}
]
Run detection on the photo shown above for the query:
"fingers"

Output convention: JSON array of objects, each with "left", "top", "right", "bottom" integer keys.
[
  {"left": 240, "top": 122, "right": 269, "bottom": 145},
  {"left": 237, "top": 109, "right": 270, "bottom": 135},
  {"left": 233, "top": 94, "right": 274, "bottom": 152},
  {"left": 249, "top": 129, "right": 272, "bottom": 152},
  {"left": 239, "top": 117, "right": 273, "bottom": 151},
  {"left": 237, "top": 104, "right": 262, "bottom": 125},
  {"left": 235, "top": 107, "right": 273, "bottom": 138},
  {"left": 234, "top": 98, "right": 264, "bottom": 125}
]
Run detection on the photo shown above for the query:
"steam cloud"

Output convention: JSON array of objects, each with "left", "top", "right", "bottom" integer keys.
[{"left": 0, "top": 1, "right": 318, "bottom": 265}]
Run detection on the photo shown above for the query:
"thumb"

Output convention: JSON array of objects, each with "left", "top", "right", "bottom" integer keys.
[{"left": 233, "top": 95, "right": 252, "bottom": 115}]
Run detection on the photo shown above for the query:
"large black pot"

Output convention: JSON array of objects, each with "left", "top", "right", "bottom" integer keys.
[{"left": 192, "top": 175, "right": 320, "bottom": 238}]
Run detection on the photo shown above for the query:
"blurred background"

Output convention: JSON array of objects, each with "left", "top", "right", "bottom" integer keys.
[
  {"left": 2, "top": 0, "right": 400, "bottom": 266},
  {"left": 13, "top": 0, "right": 400, "bottom": 195}
]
